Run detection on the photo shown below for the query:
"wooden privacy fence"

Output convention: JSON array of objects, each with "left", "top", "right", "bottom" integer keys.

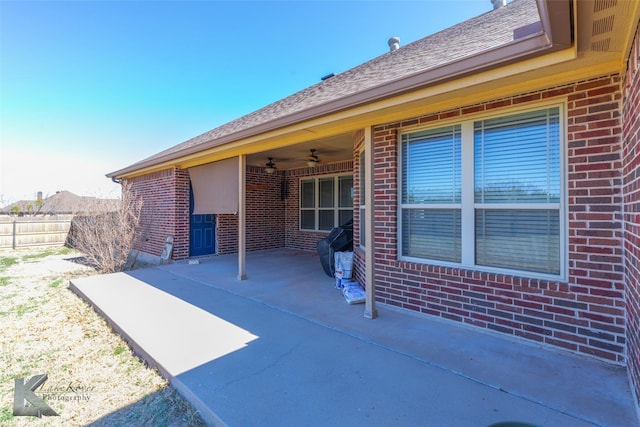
[{"left": 0, "top": 216, "right": 73, "bottom": 249}]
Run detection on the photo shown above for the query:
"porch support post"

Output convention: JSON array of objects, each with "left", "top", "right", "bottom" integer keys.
[
  {"left": 364, "top": 126, "right": 377, "bottom": 319},
  {"left": 238, "top": 154, "right": 247, "bottom": 280}
]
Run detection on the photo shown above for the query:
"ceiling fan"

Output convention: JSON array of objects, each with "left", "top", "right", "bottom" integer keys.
[
  {"left": 307, "top": 149, "right": 320, "bottom": 167},
  {"left": 264, "top": 157, "right": 277, "bottom": 174}
]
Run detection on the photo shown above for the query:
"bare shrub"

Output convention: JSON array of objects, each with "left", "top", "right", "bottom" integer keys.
[{"left": 68, "top": 183, "right": 143, "bottom": 273}]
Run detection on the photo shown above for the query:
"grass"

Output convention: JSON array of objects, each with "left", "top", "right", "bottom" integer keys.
[
  {"left": 0, "top": 246, "right": 206, "bottom": 426},
  {"left": 113, "top": 346, "right": 126, "bottom": 356},
  {"left": 50, "top": 278, "right": 63, "bottom": 288},
  {"left": 21, "top": 245, "right": 73, "bottom": 262},
  {"left": 0, "top": 256, "right": 18, "bottom": 270},
  {"left": 15, "top": 302, "right": 38, "bottom": 317},
  {"left": 0, "top": 407, "right": 12, "bottom": 423}
]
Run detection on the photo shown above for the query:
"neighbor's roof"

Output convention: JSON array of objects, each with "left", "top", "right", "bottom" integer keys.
[
  {"left": 1, "top": 191, "right": 120, "bottom": 215},
  {"left": 109, "top": 0, "right": 558, "bottom": 178}
]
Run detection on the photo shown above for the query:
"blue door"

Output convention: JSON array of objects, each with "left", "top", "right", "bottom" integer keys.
[{"left": 189, "top": 185, "right": 216, "bottom": 257}]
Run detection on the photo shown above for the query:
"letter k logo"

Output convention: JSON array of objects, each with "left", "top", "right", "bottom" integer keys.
[{"left": 13, "top": 374, "right": 59, "bottom": 417}]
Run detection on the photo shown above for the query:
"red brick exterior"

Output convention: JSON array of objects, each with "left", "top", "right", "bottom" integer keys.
[
  {"left": 352, "top": 75, "right": 626, "bottom": 363},
  {"left": 216, "top": 162, "right": 354, "bottom": 254},
  {"left": 216, "top": 165, "right": 285, "bottom": 255},
  {"left": 129, "top": 165, "right": 289, "bottom": 258},
  {"left": 623, "top": 27, "right": 640, "bottom": 405},
  {"left": 126, "top": 167, "right": 190, "bottom": 260},
  {"left": 126, "top": 71, "right": 639, "bottom": 389}
]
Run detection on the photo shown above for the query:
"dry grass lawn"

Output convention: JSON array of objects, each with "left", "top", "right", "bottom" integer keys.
[{"left": 0, "top": 246, "right": 206, "bottom": 426}]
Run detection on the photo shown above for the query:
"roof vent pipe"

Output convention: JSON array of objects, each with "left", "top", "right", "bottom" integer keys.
[
  {"left": 388, "top": 36, "right": 400, "bottom": 52},
  {"left": 491, "top": 0, "right": 506, "bottom": 9}
]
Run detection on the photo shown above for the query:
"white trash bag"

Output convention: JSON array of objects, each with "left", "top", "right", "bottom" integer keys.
[
  {"left": 334, "top": 251, "right": 354, "bottom": 289},
  {"left": 342, "top": 280, "right": 365, "bottom": 304}
]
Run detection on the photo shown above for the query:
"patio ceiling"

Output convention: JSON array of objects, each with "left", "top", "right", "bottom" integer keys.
[{"left": 245, "top": 131, "right": 354, "bottom": 171}]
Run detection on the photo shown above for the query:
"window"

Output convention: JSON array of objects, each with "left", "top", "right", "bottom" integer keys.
[
  {"left": 300, "top": 174, "right": 353, "bottom": 231},
  {"left": 401, "top": 125, "right": 462, "bottom": 262},
  {"left": 399, "top": 106, "right": 564, "bottom": 278}
]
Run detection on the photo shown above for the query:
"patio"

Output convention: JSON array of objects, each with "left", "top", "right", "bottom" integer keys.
[{"left": 71, "top": 249, "right": 638, "bottom": 426}]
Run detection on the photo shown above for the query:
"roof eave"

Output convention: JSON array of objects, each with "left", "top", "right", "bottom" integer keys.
[{"left": 108, "top": 0, "right": 573, "bottom": 179}]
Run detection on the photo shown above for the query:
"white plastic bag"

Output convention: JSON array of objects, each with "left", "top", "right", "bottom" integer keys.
[
  {"left": 334, "top": 251, "right": 354, "bottom": 280},
  {"left": 342, "top": 281, "right": 365, "bottom": 304}
]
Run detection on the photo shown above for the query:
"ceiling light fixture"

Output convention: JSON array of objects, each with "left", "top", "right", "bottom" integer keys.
[
  {"left": 307, "top": 149, "right": 319, "bottom": 167},
  {"left": 265, "top": 158, "right": 276, "bottom": 174}
]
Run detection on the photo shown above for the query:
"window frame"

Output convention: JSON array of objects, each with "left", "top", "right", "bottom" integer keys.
[
  {"left": 397, "top": 102, "right": 567, "bottom": 281},
  {"left": 299, "top": 173, "right": 354, "bottom": 232}
]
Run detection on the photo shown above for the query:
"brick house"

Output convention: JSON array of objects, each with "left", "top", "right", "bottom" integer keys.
[{"left": 108, "top": 0, "right": 640, "bottom": 406}]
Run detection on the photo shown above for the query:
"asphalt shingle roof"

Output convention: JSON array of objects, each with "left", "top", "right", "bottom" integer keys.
[
  {"left": 1, "top": 191, "right": 120, "bottom": 215},
  {"left": 119, "top": 0, "right": 539, "bottom": 173}
]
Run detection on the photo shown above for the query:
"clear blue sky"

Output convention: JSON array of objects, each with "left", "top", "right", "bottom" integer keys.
[{"left": 1, "top": 0, "right": 493, "bottom": 204}]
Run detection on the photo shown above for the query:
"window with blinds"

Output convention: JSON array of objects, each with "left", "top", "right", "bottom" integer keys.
[
  {"left": 300, "top": 174, "right": 353, "bottom": 231},
  {"left": 401, "top": 125, "right": 462, "bottom": 262},
  {"left": 399, "top": 106, "right": 564, "bottom": 278},
  {"left": 474, "top": 108, "right": 561, "bottom": 274}
]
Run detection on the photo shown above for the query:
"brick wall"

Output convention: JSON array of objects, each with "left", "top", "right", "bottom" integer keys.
[
  {"left": 355, "top": 74, "right": 626, "bottom": 363},
  {"left": 284, "top": 161, "right": 353, "bottom": 252},
  {"left": 127, "top": 167, "right": 190, "bottom": 260},
  {"left": 174, "top": 169, "right": 190, "bottom": 259},
  {"left": 623, "top": 27, "right": 640, "bottom": 405},
  {"left": 216, "top": 214, "right": 238, "bottom": 254},
  {"left": 129, "top": 165, "right": 285, "bottom": 258},
  {"left": 214, "top": 165, "right": 285, "bottom": 255}
]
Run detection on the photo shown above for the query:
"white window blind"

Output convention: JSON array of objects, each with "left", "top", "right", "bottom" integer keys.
[
  {"left": 401, "top": 125, "right": 461, "bottom": 262},
  {"left": 402, "top": 126, "right": 461, "bottom": 204},
  {"left": 474, "top": 108, "right": 561, "bottom": 274}
]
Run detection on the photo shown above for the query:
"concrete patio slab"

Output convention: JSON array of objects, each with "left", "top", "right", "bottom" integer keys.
[{"left": 71, "top": 249, "right": 638, "bottom": 426}]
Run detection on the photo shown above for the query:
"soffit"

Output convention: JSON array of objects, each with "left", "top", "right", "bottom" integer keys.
[{"left": 576, "top": 0, "right": 640, "bottom": 59}]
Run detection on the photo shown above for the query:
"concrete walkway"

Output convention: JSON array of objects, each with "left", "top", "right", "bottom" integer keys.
[{"left": 70, "top": 249, "right": 638, "bottom": 427}]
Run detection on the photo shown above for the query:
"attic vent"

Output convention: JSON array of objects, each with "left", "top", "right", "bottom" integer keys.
[
  {"left": 388, "top": 36, "right": 400, "bottom": 52},
  {"left": 591, "top": 38, "right": 611, "bottom": 52},
  {"left": 491, "top": 0, "right": 506, "bottom": 10},
  {"left": 594, "top": 0, "right": 616, "bottom": 13},
  {"left": 592, "top": 15, "right": 614, "bottom": 36}
]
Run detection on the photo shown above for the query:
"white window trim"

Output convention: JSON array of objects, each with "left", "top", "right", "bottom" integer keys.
[
  {"left": 397, "top": 102, "right": 568, "bottom": 281},
  {"left": 300, "top": 173, "right": 353, "bottom": 232}
]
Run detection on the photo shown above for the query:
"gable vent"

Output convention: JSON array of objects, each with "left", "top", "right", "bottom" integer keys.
[
  {"left": 592, "top": 15, "right": 615, "bottom": 36},
  {"left": 594, "top": 0, "right": 617, "bottom": 13}
]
